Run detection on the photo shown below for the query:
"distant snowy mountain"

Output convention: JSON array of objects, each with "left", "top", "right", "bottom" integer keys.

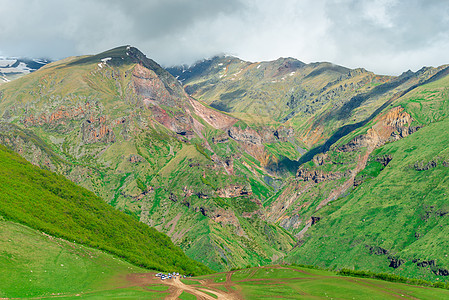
[{"left": 0, "top": 57, "right": 50, "bottom": 83}]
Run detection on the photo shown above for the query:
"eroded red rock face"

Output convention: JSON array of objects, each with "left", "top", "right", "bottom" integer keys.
[
  {"left": 147, "top": 104, "right": 195, "bottom": 138},
  {"left": 189, "top": 98, "right": 237, "bottom": 130},
  {"left": 133, "top": 64, "right": 184, "bottom": 107},
  {"left": 23, "top": 103, "right": 89, "bottom": 127},
  {"left": 337, "top": 106, "right": 415, "bottom": 152},
  {"left": 22, "top": 101, "right": 116, "bottom": 144},
  {"left": 132, "top": 64, "right": 199, "bottom": 139},
  {"left": 81, "top": 116, "right": 115, "bottom": 144}
]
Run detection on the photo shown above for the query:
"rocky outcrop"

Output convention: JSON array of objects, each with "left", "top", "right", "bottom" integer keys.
[
  {"left": 216, "top": 184, "right": 252, "bottom": 198},
  {"left": 183, "top": 186, "right": 194, "bottom": 198},
  {"left": 376, "top": 154, "right": 393, "bottom": 166},
  {"left": 225, "top": 125, "right": 295, "bottom": 167},
  {"left": 22, "top": 103, "right": 90, "bottom": 128},
  {"left": 228, "top": 125, "right": 294, "bottom": 145},
  {"left": 210, "top": 208, "right": 247, "bottom": 237},
  {"left": 433, "top": 268, "right": 449, "bottom": 276},
  {"left": 81, "top": 116, "right": 115, "bottom": 144},
  {"left": 228, "top": 126, "right": 262, "bottom": 145},
  {"left": 296, "top": 168, "right": 344, "bottom": 183},
  {"left": 133, "top": 64, "right": 183, "bottom": 107},
  {"left": 279, "top": 214, "right": 302, "bottom": 230},
  {"left": 366, "top": 245, "right": 389, "bottom": 255},
  {"left": 412, "top": 157, "right": 449, "bottom": 171},
  {"left": 389, "top": 257, "right": 404, "bottom": 269},
  {"left": 338, "top": 107, "right": 416, "bottom": 152},
  {"left": 195, "top": 192, "right": 209, "bottom": 199},
  {"left": 212, "top": 135, "right": 229, "bottom": 144},
  {"left": 311, "top": 216, "right": 321, "bottom": 225},
  {"left": 129, "top": 154, "right": 145, "bottom": 163},
  {"left": 169, "top": 193, "right": 178, "bottom": 203},
  {"left": 411, "top": 259, "right": 449, "bottom": 276},
  {"left": 261, "top": 126, "right": 295, "bottom": 143},
  {"left": 414, "top": 160, "right": 437, "bottom": 171},
  {"left": 421, "top": 206, "right": 448, "bottom": 221},
  {"left": 365, "top": 245, "right": 405, "bottom": 269},
  {"left": 415, "top": 260, "right": 435, "bottom": 268},
  {"left": 312, "top": 153, "right": 327, "bottom": 166},
  {"left": 189, "top": 98, "right": 237, "bottom": 130},
  {"left": 198, "top": 207, "right": 208, "bottom": 216}
]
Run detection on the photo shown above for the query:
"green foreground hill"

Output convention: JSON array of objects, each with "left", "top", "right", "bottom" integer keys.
[
  {"left": 0, "top": 220, "right": 152, "bottom": 298},
  {"left": 0, "top": 144, "right": 210, "bottom": 276}
]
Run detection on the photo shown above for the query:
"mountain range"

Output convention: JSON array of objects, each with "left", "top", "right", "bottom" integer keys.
[
  {"left": 1, "top": 45, "right": 449, "bottom": 294},
  {"left": 0, "top": 56, "right": 50, "bottom": 83}
]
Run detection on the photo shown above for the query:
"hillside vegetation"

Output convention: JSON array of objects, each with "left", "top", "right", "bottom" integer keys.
[
  {"left": 283, "top": 70, "right": 449, "bottom": 281},
  {"left": 169, "top": 52, "right": 449, "bottom": 279},
  {"left": 0, "top": 220, "right": 153, "bottom": 298},
  {"left": 0, "top": 46, "right": 296, "bottom": 271},
  {"left": 1, "top": 44, "right": 449, "bottom": 281},
  {"left": 0, "top": 144, "right": 210, "bottom": 275}
]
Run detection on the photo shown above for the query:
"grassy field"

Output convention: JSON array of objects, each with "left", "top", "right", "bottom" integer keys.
[
  {"left": 4, "top": 219, "right": 449, "bottom": 299},
  {"left": 174, "top": 265, "right": 449, "bottom": 299},
  {"left": 0, "top": 220, "right": 155, "bottom": 298}
]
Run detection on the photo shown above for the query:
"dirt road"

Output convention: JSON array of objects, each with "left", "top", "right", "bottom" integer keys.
[{"left": 163, "top": 275, "right": 236, "bottom": 300}]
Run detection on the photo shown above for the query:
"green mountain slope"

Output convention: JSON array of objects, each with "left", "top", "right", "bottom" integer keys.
[
  {"left": 0, "top": 220, "right": 153, "bottom": 298},
  {"left": 2, "top": 44, "right": 449, "bottom": 280},
  {"left": 0, "top": 144, "right": 210, "bottom": 275},
  {"left": 168, "top": 56, "right": 444, "bottom": 151},
  {"left": 168, "top": 56, "right": 449, "bottom": 281},
  {"left": 282, "top": 71, "right": 449, "bottom": 281},
  {"left": 0, "top": 46, "right": 295, "bottom": 271}
]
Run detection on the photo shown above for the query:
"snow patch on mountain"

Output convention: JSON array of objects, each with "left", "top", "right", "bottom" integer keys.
[{"left": 0, "top": 57, "right": 50, "bottom": 83}]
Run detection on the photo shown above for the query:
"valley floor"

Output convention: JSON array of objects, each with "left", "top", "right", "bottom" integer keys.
[{"left": 38, "top": 265, "right": 449, "bottom": 299}]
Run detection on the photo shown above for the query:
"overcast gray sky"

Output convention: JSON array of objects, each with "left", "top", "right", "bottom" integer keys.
[{"left": 0, "top": 0, "right": 447, "bottom": 75}]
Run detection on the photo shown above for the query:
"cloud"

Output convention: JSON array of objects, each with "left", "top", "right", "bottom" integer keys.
[
  {"left": 0, "top": 0, "right": 447, "bottom": 74},
  {"left": 323, "top": 0, "right": 449, "bottom": 72}
]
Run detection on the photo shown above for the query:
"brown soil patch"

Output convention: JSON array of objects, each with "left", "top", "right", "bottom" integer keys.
[{"left": 125, "top": 272, "right": 242, "bottom": 299}]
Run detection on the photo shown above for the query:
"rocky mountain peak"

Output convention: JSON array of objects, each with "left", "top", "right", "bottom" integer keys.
[
  {"left": 68, "top": 45, "right": 163, "bottom": 72},
  {"left": 273, "top": 57, "right": 305, "bottom": 69}
]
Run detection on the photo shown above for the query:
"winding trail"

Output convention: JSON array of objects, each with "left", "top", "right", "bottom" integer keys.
[
  {"left": 124, "top": 271, "right": 241, "bottom": 299},
  {"left": 164, "top": 276, "right": 218, "bottom": 300},
  {"left": 165, "top": 275, "right": 241, "bottom": 300}
]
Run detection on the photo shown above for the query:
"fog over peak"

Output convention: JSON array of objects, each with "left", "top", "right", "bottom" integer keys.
[{"left": 0, "top": 0, "right": 448, "bottom": 75}]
